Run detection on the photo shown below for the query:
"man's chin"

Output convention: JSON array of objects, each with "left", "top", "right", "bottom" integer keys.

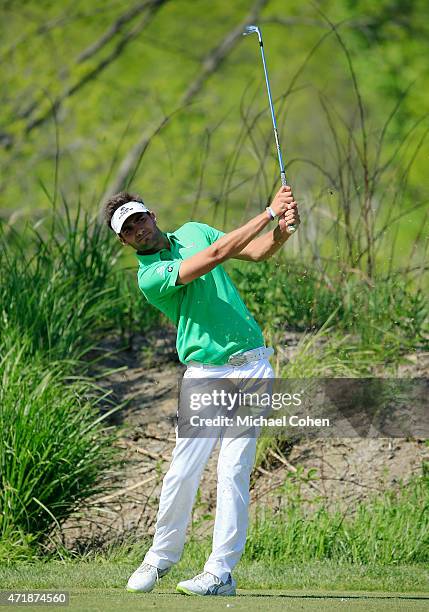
[
  {"left": 136, "top": 241, "right": 155, "bottom": 254},
  {"left": 136, "top": 237, "right": 152, "bottom": 248}
]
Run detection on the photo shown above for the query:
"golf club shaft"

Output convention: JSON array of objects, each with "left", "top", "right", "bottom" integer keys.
[
  {"left": 258, "top": 40, "right": 287, "bottom": 187},
  {"left": 247, "top": 26, "right": 295, "bottom": 232}
]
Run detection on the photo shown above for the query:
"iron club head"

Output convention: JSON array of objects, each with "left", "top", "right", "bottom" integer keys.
[{"left": 243, "top": 24, "right": 262, "bottom": 43}]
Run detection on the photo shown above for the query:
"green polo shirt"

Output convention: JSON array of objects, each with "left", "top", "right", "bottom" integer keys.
[{"left": 136, "top": 222, "right": 264, "bottom": 365}]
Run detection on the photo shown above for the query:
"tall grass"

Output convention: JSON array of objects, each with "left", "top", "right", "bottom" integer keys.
[
  {"left": 1, "top": 199, "right": 425, "bottom": 562},
  {"left": 0, "top": 13, "right": 427, "bottom": 567},
  {"left": 0, "top": 201, "right": 162, "bottom": 562},
  {"left": 245, "top": 474, "right": 429, "bottom": 565},
  {"left": 0, "top": 201, "right": 160, "bottom": 362},
  {"left": 228, "top": 257, "right": 428, "bottom": 358},
  {"left": 66, "top": 473, "right": 428, "bottom": 568},
  {"left": 0, "top": 337, "right": 118, "bottom": 560}
]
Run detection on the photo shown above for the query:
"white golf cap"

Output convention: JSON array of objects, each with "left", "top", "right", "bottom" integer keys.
[{"left": 110, "top": 201, "right": 149, "bottom": 234}]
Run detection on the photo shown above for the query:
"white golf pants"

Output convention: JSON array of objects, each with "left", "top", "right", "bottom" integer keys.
[{"left": 143, "top": 356, "right": 274, "bottom": 581}]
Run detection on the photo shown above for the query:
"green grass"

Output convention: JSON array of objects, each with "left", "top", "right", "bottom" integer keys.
[
  {"left": 1, "top": 560, "right": 428, "bottom": 612},
  {"left": 2, "top": 475, "right": 428, "bottom": 599},
  {"left": 0, "top": 196, "right": 427, "bottom": 564},
  {"left": 180, "top": 475, "right": 429, "bottom": 567},
  {"left": 0, "top": 338, "right": 120, "bottom": 558},
  {"left": 245, "top": 475, "right": 429, "bottom": 565},
  {"left": 0, "top": 205, "right": 161, "bottom": 559},
  {"left": 3, "top": 537, "right": 428, "bottom": 608},
  {"left": 229, "top": 258, "right": 428, "bottom": 359},
  {"left": 1, "top": 558, "right": 428, "bottom": 593},
  {"left": 2, "top": 478, "right": 427, "bottom": 593},
  {"left": 3, "top": 589, "right": 429, "bottom": 612},
  {"left": 0, "top": 1, "right": 428, "bottom": 578},
  {"left": 0, "top": 204, "right": 161, "bottom": 361}
]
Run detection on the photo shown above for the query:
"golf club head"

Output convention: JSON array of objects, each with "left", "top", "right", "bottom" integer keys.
[{"left": 243, "top": 24, "right": 262, "bottom": 43}]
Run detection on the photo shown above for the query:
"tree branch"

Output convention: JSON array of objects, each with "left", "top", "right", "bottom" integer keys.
[
  {"left": 0, "top": 0, "right": 167, "bottom": 148},
  {"left": 101, "top": 0, "right": 269, "bottom": 202},
  {"left": 76, "top": 0, "right": 153, "bottom": 64},
  {"left": 25, "top": 0, "right": 167, "bottom": 136}
]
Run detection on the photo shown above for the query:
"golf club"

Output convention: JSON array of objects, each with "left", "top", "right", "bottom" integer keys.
[{"left": 243, "top": 24, "right": 296, "bottom": 233}]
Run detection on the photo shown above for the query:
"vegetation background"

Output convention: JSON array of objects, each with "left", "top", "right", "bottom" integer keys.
[
  {"left": 0, "top": 0, "right": 428, "bottom": 589},
  {"left": 1, "top": 0, "right": 428, "bottom": 268}
]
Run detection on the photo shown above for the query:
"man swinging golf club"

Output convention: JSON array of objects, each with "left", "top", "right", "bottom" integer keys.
[
  {"left": 104, "top": 184, "right": 299, "bottom": 596},
  {"left": 103, "top": 24, "right": 300, "bottom": 597}
]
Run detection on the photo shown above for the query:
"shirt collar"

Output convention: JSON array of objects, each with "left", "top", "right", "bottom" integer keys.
[{"left": 136, "top": 232, "right": 180, "bottom": 265}]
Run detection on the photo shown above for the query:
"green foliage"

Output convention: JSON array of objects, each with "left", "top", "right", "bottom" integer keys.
[
  {"left": 229, "top": 257, "right": 428, "bottom": 355},
  {"left": 0, "top": 202, "right": 163, "bottom": 559},
  {"left": 245, "top": 475, "right": 429, "bottom": 564},
  {"left": 0, "top": 0, "right": 428, "bottom": 246},
  {"left": 1, "top": 0, "right": 428, "bottom": 560},
  {"left": 0, "top": 201, "right": 161, "bottom": 361},
  {"left": 0, "top": 198, "right": 425, "bottom": 562},
  {"left": 228, "top": 259, "right": 342, "bottom": 331},
  {"left": 0, "top": 337, "right": 118, "bottom": 557}
]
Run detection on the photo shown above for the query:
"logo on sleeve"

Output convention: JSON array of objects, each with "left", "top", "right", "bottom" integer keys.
[
  {"left": 156, "top": 265, "right": 166, "bottom": 276},
  {"left": 156, "top": 264, "right": 174, "bottom": 276}
]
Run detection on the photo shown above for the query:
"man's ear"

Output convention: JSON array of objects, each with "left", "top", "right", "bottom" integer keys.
[{"left": 149, "top": 210, "right": 156, "bottom": 222}]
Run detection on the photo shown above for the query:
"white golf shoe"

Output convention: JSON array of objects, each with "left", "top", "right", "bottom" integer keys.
[
  {"left": 176, "top": 571, "right": 236, "bottom": 596},
  {"left": 126, "top": 562, "right": 170, "bottom": 593}
]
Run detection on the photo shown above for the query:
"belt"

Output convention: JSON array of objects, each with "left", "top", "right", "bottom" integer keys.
[{"left": 188, "top": 346, "right": 274, "bottom": 369}]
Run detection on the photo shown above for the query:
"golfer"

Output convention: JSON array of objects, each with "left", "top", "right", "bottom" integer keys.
[{"left": 103, "top": 186, "right": 299, "bottom": 596}]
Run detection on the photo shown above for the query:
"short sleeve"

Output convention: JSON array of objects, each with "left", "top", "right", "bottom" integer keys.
[
  {"left": 138, "top": 260, "right": 184, "bottom": 302},
  {"left": 196, "top": 223, "right": 225, "bottom": 245}
]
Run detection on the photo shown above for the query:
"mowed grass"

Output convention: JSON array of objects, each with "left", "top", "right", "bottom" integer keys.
[
  {"left": 1, "top": 584, "right": 429, "bottom": 611},
  {"left": 1, "top": 558, "right": 428, "bottom": 593},
  {"left": 3, "top": 590, "right": 429, "bottom": 611},
  {"left": 54, "top": 589, "right": 429, "bottom": 612}
]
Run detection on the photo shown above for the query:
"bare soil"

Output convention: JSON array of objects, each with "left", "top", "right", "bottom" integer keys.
[{"left": 58, "top": 327, "right": 429, "bottom": 552}]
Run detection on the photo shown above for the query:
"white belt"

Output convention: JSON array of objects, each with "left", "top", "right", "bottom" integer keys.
[{"left": 188, "top": 346, "right": 274, "bottom": 369}]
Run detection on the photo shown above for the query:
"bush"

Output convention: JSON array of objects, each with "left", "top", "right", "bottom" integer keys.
[{"left": 0, "top": 336, "right": 118, "bottom": 557}]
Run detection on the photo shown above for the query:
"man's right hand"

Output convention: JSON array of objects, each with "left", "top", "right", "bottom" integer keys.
[{"left": 270, "top": 185, "right": 296, "bottom": 217}]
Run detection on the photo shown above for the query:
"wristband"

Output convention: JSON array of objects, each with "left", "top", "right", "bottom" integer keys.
[{"left": 265, "top": 206, "right": 276, "bottom": 220}]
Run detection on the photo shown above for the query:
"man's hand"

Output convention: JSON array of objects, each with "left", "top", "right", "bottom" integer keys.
[
  {"left": 178, "top": 186, "right": 300, "bottom": 282},
  {"left": 271, "top": 186, "right": 300, "bottom": 235}
]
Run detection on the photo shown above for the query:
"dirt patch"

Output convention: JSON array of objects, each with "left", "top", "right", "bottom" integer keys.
[{"left": 58, "top": 329, "right": 429, "bottom": 552}]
